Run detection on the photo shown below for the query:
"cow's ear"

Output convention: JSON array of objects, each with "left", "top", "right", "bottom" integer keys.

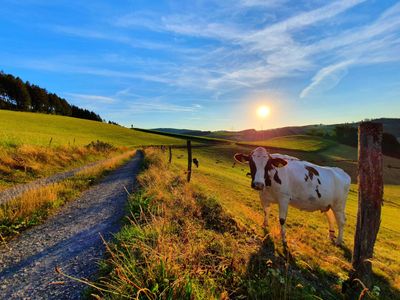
[
  {"left": 234, "top": 153, "right": 250, "bottom": 164},
  {"left": 270, "top": 157, "right": 287, "bottom": 168}
]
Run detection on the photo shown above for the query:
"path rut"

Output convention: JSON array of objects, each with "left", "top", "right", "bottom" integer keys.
[{"left": 0, "top": 151, "right": 143, "bottom": 299}]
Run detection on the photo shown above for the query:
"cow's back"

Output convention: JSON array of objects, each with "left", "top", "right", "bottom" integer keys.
[{"left": 268, "top": 159, "right": 350, "bottom": 212}]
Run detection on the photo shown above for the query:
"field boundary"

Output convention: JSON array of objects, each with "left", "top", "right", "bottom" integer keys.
[{"left": 134, "top": 128, "right": 232, "bottom": 144}]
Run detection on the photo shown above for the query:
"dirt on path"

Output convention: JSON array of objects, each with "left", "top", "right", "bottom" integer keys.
[{"left": 0, "top": 151, "right": 144, "bottom": 299}]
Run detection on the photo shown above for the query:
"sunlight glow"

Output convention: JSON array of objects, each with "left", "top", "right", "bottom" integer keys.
[{"left": 257, "top": 105, "right": 270, "bottom": 118}]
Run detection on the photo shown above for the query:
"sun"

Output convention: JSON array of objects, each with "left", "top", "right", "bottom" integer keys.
[{"left": 257, "top": 105, "right": 270, "bottom": 118}]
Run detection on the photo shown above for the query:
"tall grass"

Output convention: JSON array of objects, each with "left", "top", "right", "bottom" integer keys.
[
  {"left": 0, "top": 150, "right": 136, "bottom": 238},
  {"left": 0, "top": 143, "right": 124, "bottom": 191},
  {"left": 89, "top": 149, "right": 330, "bottom": 299}
]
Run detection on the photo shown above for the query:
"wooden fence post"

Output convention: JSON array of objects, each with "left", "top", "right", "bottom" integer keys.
[
  {"left": 351, "top": 122, "right": 383, "bottom": 288},
  {"left": 169, "top": 146, "right": 172, "bottom": 163},
  {"left": 187, "top": 140, "right": 192, "bottom": 182}
]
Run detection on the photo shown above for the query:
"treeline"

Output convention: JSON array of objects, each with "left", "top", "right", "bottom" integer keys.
[
  {"left": 0, "top": 71, "right": 102, "bottom": 122},
  {"left": 310, "top": 123, "right": 400, "bottom": 158},
  {"left": 333, "top": 124, "right": 400, "bottom": 157}
]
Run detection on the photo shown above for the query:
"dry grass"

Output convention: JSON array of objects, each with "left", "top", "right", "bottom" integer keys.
[
  {"left": 0, "top": 143, "right": 124, "bottom": 191},
  {"left": 88, "top": 149, "right": 340, "bottom": 299},
  {"left": 0, "top": 150, "right": 136, "bottom": 238}
]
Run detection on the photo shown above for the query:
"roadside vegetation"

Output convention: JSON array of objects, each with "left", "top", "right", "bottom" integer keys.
[
  {"left": 91, "top": 144, "right": 399, "bottom": 299},
  {"left": 0, "top": 149, "right": 136, "bottom": 239},
  {"left": 0, "top": 141, "right": 121, "bottom": 191}
]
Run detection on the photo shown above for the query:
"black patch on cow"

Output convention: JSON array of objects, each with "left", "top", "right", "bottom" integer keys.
[
  {"left": 317, "top": 178, "right": 321, "bottom": 184},
  {"left": 305, "top": 166, "right": 319, "bottom": 180},
  {"left": 315, "top": 187, "right": 321, "bottom": 198},
  {"left": 267, "top": 157, "right": 287, "bottom": 170},
  {"left": 265, "top": 172, "right": 271, "bottom": 186},
  {"left": 279, "top": 218, "right": 285, "bottom": 226},
  {"left": 304, "top": 174, "right": 309, "bottom": 182},
  {"left": 273, "top": 171, "right": 282, "bottom": 184},
  {"left": 249, "top": 158, "right": 256, "bottom": 183}
]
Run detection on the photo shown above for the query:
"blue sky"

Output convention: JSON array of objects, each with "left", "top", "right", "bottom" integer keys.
[{"left": 0, "top": 0, "right": 399, "bottom": 130}]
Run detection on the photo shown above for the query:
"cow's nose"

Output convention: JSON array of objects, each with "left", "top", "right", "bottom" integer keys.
[{"left": 252, "top": 182, "right": 265, "bottom": 190}]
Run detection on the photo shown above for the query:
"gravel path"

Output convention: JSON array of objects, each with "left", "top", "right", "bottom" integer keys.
[
  {"left": 0, "top": 158, "right": 110, "bottom": 206},
  {"left": 0, "top": 151, "right": 143, "bottom": 299}
]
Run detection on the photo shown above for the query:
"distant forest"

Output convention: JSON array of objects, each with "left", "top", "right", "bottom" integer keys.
[{"left": 0, "top": 71, "right": 102, "bottom": 122}]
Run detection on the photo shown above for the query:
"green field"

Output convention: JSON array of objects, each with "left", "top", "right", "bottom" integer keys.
[
  {"left": 96, "top": 144, "right": 400, "bottom": 299},
  {"left": 0, "top": 110, "right": 185, "bottom": 147},
  {"left": 166, "top": 144, "right": 400, "bottom": 297},
  {"left": 238, "top": 134, "right": 336, "bottom": 152}
]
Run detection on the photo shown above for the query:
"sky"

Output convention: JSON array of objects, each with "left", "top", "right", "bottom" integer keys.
[{"left": 0, "top": 0, "right": 399, "bottom": 131}]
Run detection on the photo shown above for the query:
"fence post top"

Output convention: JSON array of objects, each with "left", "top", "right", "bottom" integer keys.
[{"left": 359, "top": 121, "right": 383, "bottom": 130}]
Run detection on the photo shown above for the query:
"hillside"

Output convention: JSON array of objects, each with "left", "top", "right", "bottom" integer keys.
[
  {"left": 155, "top": 118, "right": 400, "bottom": 141},
  {"left": 0, "top": 110, "right": 185, "bottom": 147},
  {"left": 237, "top": 135, "right": 336, "bottom": 152}
]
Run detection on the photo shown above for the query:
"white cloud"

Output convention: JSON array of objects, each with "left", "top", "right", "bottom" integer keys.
[
  {"left": 65, "top": 93, "right": 117, "bottom": 104},
  {"left": 300, "top": 60, "right": 353, "bottom": 98}
]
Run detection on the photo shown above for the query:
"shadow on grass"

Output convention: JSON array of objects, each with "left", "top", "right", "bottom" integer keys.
[{"left": 244, "top": 234, "right": 400, "bottom": 300}]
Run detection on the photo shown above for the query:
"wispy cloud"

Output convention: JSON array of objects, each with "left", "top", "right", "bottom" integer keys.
[
  {"left": 5, "top": 0, "right": 400, "bottom": 110},
  {"left": 300, "top": 60, "right": 353, "bottom": 98},
  {"left": 65, "top": 93, "right": 117, "bottom": 104},
  {"left": 128, "top": 102, "right": 202, "bottom": 113}
]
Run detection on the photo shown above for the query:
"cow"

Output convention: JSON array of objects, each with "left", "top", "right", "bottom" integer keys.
[{"left": 234, "top": 147, "right": 351, "bottom": 245}]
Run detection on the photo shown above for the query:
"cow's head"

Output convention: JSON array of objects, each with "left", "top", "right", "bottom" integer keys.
[{"left": 234, "top": 147, "right": 287, "bottom": 190}]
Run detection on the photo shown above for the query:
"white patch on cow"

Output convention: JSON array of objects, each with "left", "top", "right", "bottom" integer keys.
[{"left": 251, "top": 147, "right": 268, "bottom": 187}]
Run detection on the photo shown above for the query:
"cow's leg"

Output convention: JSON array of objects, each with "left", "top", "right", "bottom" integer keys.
[
  {"left": 332, "top": 209, "right": 346, "bottom": 245},
  {"left": 278, "top": 200, "right": 289, "bottom": 245},
  {"left": 259, "top": 193, "right": 270, "bottom": 228},
  {"left": 325, "top": 209, "right": 336, "bottom": 240}
]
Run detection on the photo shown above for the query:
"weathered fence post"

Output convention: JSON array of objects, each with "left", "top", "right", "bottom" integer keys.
[
  {"left": 351, "top": 122, "right": 383, "bottom": 288},
  {"left": 169, "top": 146, "right": 172, "bottom": 163},
  {"left": 187, "top": 140, "right": 192, "bottom": 182}
]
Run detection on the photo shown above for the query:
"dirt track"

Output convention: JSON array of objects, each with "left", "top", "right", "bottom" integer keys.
[{"left": 0, "top": 151, "right": 143, "bottom": 299}]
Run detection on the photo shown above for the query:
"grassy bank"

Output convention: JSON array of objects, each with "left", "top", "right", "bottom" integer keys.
[
  {"left": 88, "top": 148, "right": 399, "bottom": 299},
  {"left": 0, "top": 142, "right": 125, "bottom": 191},
  {"left": 89, "top": 148, "right": 316, "bottom": 299},
  {"left": 0, "top": 150, "right": 136, "bottom": 239}
]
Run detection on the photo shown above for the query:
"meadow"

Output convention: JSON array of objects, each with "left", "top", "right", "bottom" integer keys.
[
  {"left": 0, "top": 110, "right": 185, "bottom": 147},
  {"left": 0, "top": 110, "right": 185, "bottom": 238},
  {"left": 93, "top": 143, "right": 400, "bottom": 299},
  {"left": 238, "top": 135, "right": 336, "bottom": 152}
]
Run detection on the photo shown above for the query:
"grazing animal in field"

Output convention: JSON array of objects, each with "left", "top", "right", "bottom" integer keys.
[
  {"left": 193, "top": 158, "right": 199, "bottom": 168},
  {"left": 234, "top": 147, "right": 351, "bottom": 245}
]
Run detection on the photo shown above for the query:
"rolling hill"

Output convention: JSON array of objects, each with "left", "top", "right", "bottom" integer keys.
[
  {"left": 0, "top": 109, "right": 185, "bottom": 147},
  {"left": 155, "top": 118, "right": 400, "bottom": 141}
]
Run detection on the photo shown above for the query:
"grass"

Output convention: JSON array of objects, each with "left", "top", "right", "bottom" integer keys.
[
  {"left": 168, "top": 145, "right": 400, "bottom": 297},
  {"left": 87, "top": 146, "right": 399, "bottom": 299},
  {"left": 0, "top": 150, "right": 136, "bottom": 239},
  {"left": 0, "top": 109, "right": 185, "bottom": 148},
  {"left": 0, "top": 142, "right": 125, "bottom": 191},
  {"left": 88, "top": 149, "right": 320, "bottom": 299},
  {"left": 238, "top": 135, "right": 336, "bottom": 152}
]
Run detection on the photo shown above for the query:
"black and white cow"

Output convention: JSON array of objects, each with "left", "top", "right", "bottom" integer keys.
[{"left": 234, "top": 147, "right": 351, "bottom": 245}]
